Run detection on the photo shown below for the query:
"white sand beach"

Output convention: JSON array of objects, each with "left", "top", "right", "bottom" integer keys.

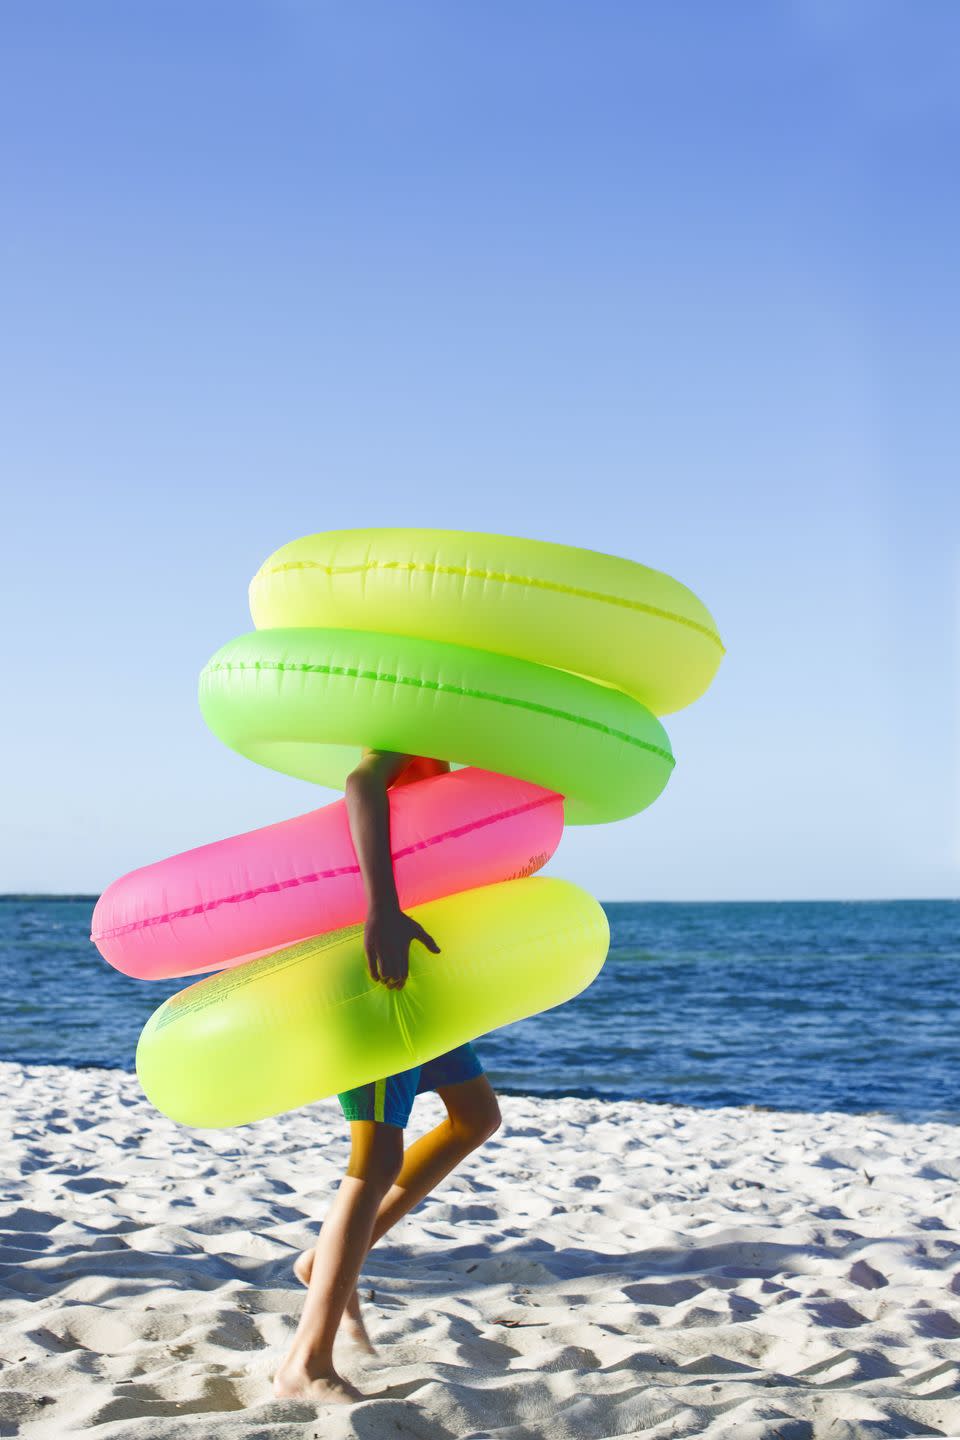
[{"left": 1, "top": 1059, "right": 958, "bottom": 1439}]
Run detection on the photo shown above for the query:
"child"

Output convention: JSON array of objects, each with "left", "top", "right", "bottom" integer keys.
[{"left": 273, "top": 750, "right": 502, "bottom": 1404}]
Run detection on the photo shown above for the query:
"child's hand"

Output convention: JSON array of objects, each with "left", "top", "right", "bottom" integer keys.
[{"left": 364, "top": 902, "right": 440, "bottom": 989}]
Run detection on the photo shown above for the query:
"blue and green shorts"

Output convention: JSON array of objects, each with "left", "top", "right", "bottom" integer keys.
[{"left": 337, "top": 1041, "right": 485, "bottom": 1129}]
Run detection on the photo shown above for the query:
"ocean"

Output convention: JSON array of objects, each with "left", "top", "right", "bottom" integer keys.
[{"left": 1, "top": 896, "right": 956, "bottom": 1123}]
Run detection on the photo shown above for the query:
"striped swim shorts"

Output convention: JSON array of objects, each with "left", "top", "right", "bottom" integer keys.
[{"left": 337, "top": 1041, "right": 485, "bottom": 1129}]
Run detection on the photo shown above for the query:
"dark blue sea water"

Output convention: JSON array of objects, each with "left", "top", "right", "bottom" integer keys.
[{"left": 0, "top": 897, "right": 956, "bottom": 1122}]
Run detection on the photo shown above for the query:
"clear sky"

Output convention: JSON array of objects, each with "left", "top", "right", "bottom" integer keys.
[{"left": 2, "top": 2, "right": 957, "bottom": 899}]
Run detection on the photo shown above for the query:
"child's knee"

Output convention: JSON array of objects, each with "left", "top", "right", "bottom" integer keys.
[
  {"left": 450, "top": 1097, "right": 502, "bottom": 1146},
  {"left": 475, "top": 1100, "right": 502, "bottom": 1142}
]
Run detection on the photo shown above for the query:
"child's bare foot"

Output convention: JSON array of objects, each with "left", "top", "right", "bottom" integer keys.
[
  {"left": 293, "top": 1249, "right": 377, "bottom": 1354},
  {"left": 272, "top": 1352, "right": 363, "bottom": 1405}
]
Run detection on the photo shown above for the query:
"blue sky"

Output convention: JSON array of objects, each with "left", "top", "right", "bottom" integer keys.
[{"left": 2, "top": 2, "right": 956, "bottom": 898}]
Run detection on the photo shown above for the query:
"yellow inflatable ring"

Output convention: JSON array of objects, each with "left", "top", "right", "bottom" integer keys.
[
  {"left": 136, "top": 877, "right": 610, "bottom": 1129},
  {"left": 249, "top": 528, "right": 724, "bottom": 715}
]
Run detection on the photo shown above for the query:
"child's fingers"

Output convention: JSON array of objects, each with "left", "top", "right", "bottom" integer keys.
[
  {"left": 389, "top": 949, "right": 409, "bottom": 987},
  {"left": 379, "top": 945, "right": 406, "bottom": 988},
  {"left": 364, "top": 937, "right": 380, "bottom": 983},
  {"left": 414, "top": 923, "right": 441, "bottom": 954}
]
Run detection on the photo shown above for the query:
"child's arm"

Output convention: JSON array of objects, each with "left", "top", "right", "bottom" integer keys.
[{"left": 344, "top": 750, "right": 441, "bottom": 991}]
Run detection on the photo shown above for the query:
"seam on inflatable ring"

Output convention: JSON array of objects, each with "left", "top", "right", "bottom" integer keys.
[
  {"left": 253, "top": 559, "right": 725, "bottom": 651},
  {"left": 279, "top": 913, "right": 608, "bottom": 1041},
  {"left": 151, "top": 914, "right": 606, "bottom": 1044},
  {"left": 92, "top": 794, "right": 560, "bottom": 941},
  {"left": 203, "top": 659, "right": 677, "bottom": 763}
]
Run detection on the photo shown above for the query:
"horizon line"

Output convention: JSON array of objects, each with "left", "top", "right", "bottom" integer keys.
[{"left": 1, "top": 893, "right": 956, "bottom": 906}]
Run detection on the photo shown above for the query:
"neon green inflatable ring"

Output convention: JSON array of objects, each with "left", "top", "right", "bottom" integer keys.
[{"left": 199, "top": 626, "right": 675, "bottom": 825}]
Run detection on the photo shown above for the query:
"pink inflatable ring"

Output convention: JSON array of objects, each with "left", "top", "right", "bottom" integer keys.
[{"left": 92, "top": 768, "right": 563, "bottom": 980}]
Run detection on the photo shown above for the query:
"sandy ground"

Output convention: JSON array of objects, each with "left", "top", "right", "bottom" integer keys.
[{"left": 1, "top": 1060, "right": 959, "bottom": 1439}]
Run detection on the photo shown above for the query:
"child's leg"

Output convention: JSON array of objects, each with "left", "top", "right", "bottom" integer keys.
[
  {"left": 273, "top": 1120, "right": 403, "bottom": 1403},
  {"left": 375, "top": 1073, "right": 502, "bottom": 1231},
  {"left": 297, "top": 1074, "right": 501, "bottom": 1296}
]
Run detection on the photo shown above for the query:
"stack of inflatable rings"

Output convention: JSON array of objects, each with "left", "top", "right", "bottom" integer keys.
[{"left": 92, "top": 529, "right": 723, "bottom": 1127}]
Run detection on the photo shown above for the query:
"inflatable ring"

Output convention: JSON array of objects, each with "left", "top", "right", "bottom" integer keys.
[
  {"left": 198, "top": 627, "right": 675, "bottom": 825},
  {"left": 249, "top": 528, "right": 724, "bottom": 715},
  {"left": 136, "top": 877, "right": 609, "bottom": 1128},
  {"left": 92, "top": 769, "right": 563, "bottom": 981}
]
